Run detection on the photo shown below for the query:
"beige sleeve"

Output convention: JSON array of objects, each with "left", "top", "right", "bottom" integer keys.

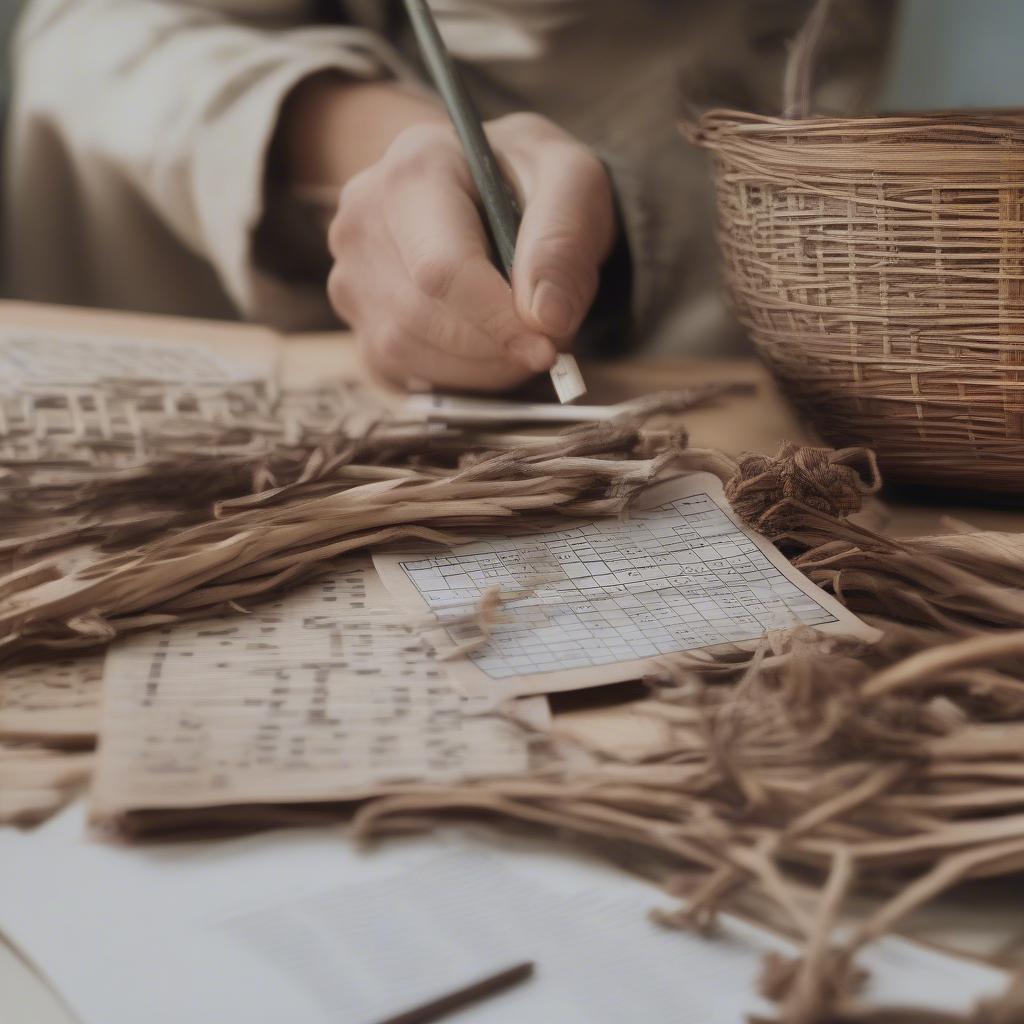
[{"left": 9, "top": 0, "right": 413, "bottom": 326}]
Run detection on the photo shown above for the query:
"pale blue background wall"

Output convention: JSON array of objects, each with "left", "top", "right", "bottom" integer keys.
[{"left": 879, "top": 0, "right": 1024, "bottom": 110}]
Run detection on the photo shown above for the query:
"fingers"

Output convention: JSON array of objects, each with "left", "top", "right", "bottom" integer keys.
[
  {"left": 328, "top": 123, "right": 554, "bottom": 386},
  {"left": 356, "top": 283, "right": 536, "bottom": 392},
  {"left": 327, "top": 116, "right": 619, "bottom": 395},
  {"left": 507, "top": 140, "right": 617, "bottom": 342},
  {"left": 330, "top": 215, "right": 538, "bottom": 392},
  {"left": 364, "top": 333, "right": 534, "bottom": 393},
  {"left": 385, "top": 179, "right": 554, "bottom": 369}
]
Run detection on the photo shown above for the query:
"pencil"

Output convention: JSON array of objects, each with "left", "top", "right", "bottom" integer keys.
[
  {"left": 371, "top": 960, "right": 535, "bottom": 1024},
  {"left": 402, "top": 0, "right": 587, "bottom": 404}
]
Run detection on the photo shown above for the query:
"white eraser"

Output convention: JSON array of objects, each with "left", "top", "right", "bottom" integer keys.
[{"left": 550, "top": 353, "right": 586, "bottom": 404}]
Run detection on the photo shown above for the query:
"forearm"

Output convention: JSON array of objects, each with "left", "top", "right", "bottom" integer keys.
[
  {"left": 10, "top": 0, "right": 419, "bottom": 327},
  {"left": 280, "top": 75, "right": 445, "bottom": 190},
  {"left": 258, "top": 75, "right": 447, "bottom": 287}
]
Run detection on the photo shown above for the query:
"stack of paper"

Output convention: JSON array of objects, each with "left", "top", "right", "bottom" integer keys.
[
  {"left": 0, "top": 803, "right": 1008, "bottom": 1024},
  {"left": 88, "top": 471, "right": 869, "bottom": 826},
  {"left": 0, "top": 330, "right": 1011, "bottom": 1024}
]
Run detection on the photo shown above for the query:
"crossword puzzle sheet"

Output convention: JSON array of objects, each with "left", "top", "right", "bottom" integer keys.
[
  {"left": 0, "top": 327, "right": 267, "bottom": 387},
  {"left": 91, "top": 559, "right": 549, "bottom": 821},
  {"left": 374, "top": 473, "right": 873, "bottom": 698}
]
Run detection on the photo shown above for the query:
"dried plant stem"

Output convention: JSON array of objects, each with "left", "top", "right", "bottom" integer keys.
[{"left": 6, "top": 376, "right": 1024, "bottom": 1020}]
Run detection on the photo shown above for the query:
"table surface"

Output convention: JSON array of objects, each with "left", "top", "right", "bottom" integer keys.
[{"left": 2, "top": 301, "right": 1023, "bottom": 1022}]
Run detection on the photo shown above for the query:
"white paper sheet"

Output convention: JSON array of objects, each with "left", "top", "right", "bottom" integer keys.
[
  {"left": 0, "top": 803, "right": 1008, "bottom": 1024},
  {"left": 91, "top": 560, "right": 549, "bottom": 821},
  {"left": 374, "top": 473, "right": 873, "bottom": 698},
  {"left": 404, "top": 392, "right": 620, "bottom": 425}
]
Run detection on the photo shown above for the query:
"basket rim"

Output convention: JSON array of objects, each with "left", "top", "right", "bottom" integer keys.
[{"left": 686, "top": 108, "right": 1024, "bottom": 145}]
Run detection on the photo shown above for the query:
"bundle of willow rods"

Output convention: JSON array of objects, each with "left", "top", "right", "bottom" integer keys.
[
  {"left": 0, "top": 401, "right": 712, "bottom": 657},
  {"left": 348, "top": 447, "right": 1024, "bottom": 1023},
  {"left": 0, "top": 384, "right": 725, "bottom": 819},
  {"left": 353, "top": 622, "right": 1024, "bottom": 1022},
  {"left": 5, "top": 378, "right": 1024, "bottom": 1021}
]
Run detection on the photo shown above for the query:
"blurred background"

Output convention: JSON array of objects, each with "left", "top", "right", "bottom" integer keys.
[
  {"left": 0, "top": 0, "right": 19, "bottom": 299},
  {"left": 2, "top": 0, "right": 1024, "bottom": 302},
  {"left": 876, "top": 0, "right": 1024, "bottom": 110},
  {"left": 0, "top": 0, "right": 15, "bottom": 117}
]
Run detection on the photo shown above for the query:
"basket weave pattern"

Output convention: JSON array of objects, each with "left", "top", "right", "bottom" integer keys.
[{"left": 696, "top": 110, "right": 1024, "bottom": 490}]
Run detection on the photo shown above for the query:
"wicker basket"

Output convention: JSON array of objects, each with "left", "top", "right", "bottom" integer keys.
[
  {"left": 693, "top": 109, "right": 1024, "bottom": 492},
  {"left": 689, "top": 5, "right": 1024, "bottom": 491}
]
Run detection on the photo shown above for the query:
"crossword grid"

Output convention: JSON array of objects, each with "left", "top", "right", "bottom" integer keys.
[
  {"left": 96, "top": 567, "right": 535, "bottom": 811},
  {"left": 398, "top": 493, "right": 838, "bottom": 681}
]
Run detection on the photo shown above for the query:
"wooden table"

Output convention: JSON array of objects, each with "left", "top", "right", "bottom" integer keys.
[{"left": 2, "top": 301, "right": 1023, "bottom": 1021}]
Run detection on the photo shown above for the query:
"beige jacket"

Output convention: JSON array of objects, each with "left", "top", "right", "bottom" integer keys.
[{"left": 3, "top": 0, "right": 892, "bottom": 355}]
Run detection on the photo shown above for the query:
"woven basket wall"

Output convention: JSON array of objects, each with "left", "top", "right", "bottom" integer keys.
[{"left": 692, "top": 109, "right": 1024, "bottom": 491}]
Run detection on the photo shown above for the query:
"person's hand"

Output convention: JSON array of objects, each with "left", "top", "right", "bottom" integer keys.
[{"left": 326, "top": 112, "right": 618, "bottom": 392}]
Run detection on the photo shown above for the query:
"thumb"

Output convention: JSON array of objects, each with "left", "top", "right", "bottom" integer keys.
[{"left": 511, "top": 150, "right": 617, "bottom": 341}]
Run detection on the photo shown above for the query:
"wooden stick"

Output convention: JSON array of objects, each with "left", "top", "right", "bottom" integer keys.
[{"left": 372, "top": 960, "right": 534, "bottom": 1024}]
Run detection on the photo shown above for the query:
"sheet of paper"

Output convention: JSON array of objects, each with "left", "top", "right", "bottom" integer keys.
[
  {"left": 0, "top": 653, "right": 103, "bottom": 824},
  {"left": 0, "top": 744, "right": 94, "bottom": 825},
  {"left": 0, "top": 325, "right": 278, "bottom": 469},
  {"left": 0, "top": 803, "right": 1008, "bottom": 1024},
  {"left": 0, "top": 653, "right": 103, "bottom": 741},
  {"left": 404, "top": 392, "right": 620, "bottom": 425},
  {"left": 374, "top": 472, "right": 873, "bottom": 698},
  {"left": 91, "top": 560, "right": 549, "bottom": 821},
  {"left": 0, "top": 327, "right": 266, "bottom": 389}
]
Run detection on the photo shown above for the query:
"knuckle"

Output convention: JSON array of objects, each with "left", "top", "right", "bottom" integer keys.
[
  {"left": 532, "top": 226, "right": 584, "bottom": 270},
  {"left": 538, "top": 144, "right": 609, "bottom": 199},
  {"left": 493, "top": 111, "right": 552, "bottom": 139},
  {"left": 569, "top": 149, "right": 610, "bottom": 192},
  {"left": 326, "top": 263, "right": 353, "bottom": 314},
  {"left": 330, "top": 186, "right": 369, "bottom": 254},
  {"left": 476, "top": 305, "right": 524, "bottom": 345},
  {"left": 337, "top": 171, "right": 372, "bottom": 216},
  {"left": 386, "top": 123, "right": 455, "bottom": 175},
  {"left": 531, "top": 231, "right": 599, "bottom": 299},
  {"left": 409, "top": 251, "right": 459, "bottom": 301},
  {"left": 425, "top": 310, "right": 477, "bottom": 359}
]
